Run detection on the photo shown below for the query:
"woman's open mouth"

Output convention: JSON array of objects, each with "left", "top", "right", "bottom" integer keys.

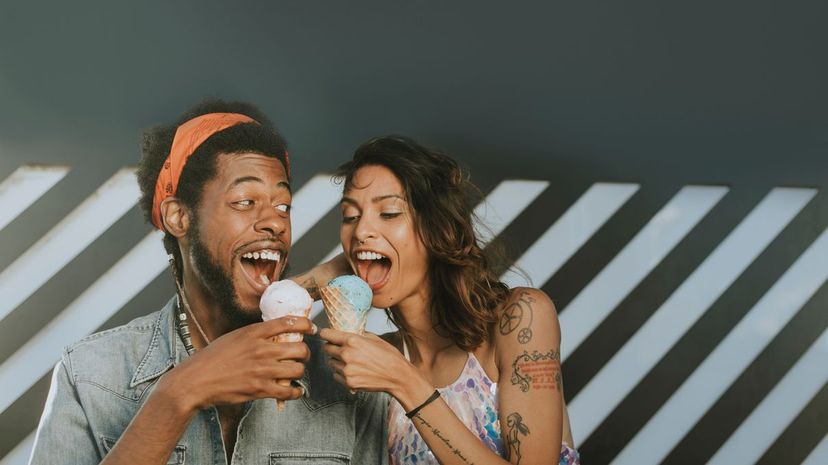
[
  {"left": 239, "top": 249, "right": 281, "bottom": 293},
  {"left": 354, "top": 250, "right": 391, "bottom": 291}
]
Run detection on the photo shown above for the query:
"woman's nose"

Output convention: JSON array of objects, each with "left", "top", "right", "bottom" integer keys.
[{"left": 353, "top": 216, "right": 377, "bottom": 245}]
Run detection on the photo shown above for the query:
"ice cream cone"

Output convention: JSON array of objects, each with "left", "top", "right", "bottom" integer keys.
[
  {"left": 321, "top": 286, "right": 369, "bottom": 334},
  {"left": 259, "top": 279, "right": 313, "bottom": 411}
]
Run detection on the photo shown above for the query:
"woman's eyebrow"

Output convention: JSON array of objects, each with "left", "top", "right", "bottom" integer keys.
[
  {"left": 340, "top": 194, "right": 406, "bottom": 205},
  {"left": 372, "top": 194, "right": 405, "bottom": 202}
]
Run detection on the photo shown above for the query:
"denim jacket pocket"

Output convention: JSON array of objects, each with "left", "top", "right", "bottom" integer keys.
[
  {"left": 101, "top": 436, "right": 186, "bottom": 464},
  {"left": 269, "top": 451, "right": 350, "bottom": 464}
]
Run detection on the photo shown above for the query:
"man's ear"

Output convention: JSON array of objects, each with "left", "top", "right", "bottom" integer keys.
[{"left": 160, "top": 197, "right": 190, "bottom": 238}]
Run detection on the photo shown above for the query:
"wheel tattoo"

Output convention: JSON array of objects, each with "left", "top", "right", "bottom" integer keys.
[
  {"left": 499, "top": 303, "right": 523, "bottom": 335},
  {"left": 517, "top": 328, "right": 533, "bottom": 344}
]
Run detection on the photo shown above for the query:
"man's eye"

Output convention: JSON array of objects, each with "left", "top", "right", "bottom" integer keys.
[
  {"left": 235, "top": 200, "right": 253, "bottom": 207},
  {"left": 275, "top": 204, "right": 291, "bottom": 213}
]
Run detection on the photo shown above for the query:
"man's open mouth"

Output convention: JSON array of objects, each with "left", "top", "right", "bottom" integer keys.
[
  {"left": 354, "top": 250, "right": 391, "bottom": 291},
  {"left": 239, "top": 249, "right": 281, "bottom": 289}
]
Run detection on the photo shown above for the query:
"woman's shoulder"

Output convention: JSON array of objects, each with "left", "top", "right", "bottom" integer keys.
[
  {"left": 496, "top": 287, "right": 558, "bottom": 319},
  {"left": 493, "top": 287, "right": 560, "bottom": 361}
]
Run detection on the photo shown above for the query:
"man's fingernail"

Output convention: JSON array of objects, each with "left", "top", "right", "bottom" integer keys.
[
  {"left": 311, "top": 323, "right": 319, "bottom": 334},
  {"left": 286, "top": 318, "right": 296, "bottom": 326}
]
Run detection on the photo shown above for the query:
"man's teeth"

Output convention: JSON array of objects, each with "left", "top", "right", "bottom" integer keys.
[
  {"left": 356, "top": 251, "right": 386, "bottom": 260},
  {"left": 242, "top": 250, "right": 280, "bottom": 261}
]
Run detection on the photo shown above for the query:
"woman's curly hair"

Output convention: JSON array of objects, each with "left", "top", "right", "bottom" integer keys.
[{"left": 336, "top": 136, "right": 511, "bottom": 351}]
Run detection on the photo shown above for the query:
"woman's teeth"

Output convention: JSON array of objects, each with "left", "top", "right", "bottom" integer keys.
[
  {"left": 356, "top": 251, "right": 386, "bottom": 260},
  {"left": 242, "top": 250, "right": 280, "bottom": 261}
]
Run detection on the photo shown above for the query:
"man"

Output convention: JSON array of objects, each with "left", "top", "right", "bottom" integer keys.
[{"left": 28, "top": 100, "right": 388, "bottom": 464}]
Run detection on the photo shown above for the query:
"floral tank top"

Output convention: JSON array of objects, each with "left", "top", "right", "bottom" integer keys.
[{"left": 387, "top": 346, "right": 580, "bottom": 465}]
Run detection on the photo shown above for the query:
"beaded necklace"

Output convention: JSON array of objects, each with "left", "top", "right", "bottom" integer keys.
[{"left": 168, "top": 255, "right": 211, "bottom": 355}]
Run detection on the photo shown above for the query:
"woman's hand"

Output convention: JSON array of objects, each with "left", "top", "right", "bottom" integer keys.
[{"left": 320, "top": 328, "right": 423, "bottom": 399}]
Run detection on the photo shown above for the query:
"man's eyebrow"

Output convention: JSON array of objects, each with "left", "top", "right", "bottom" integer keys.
[
  {"left": 340, "top": 194, "right": 405, "bottom": 205},
  {"left": 229, "top": 176, "right": 291, "bottom": 193}
]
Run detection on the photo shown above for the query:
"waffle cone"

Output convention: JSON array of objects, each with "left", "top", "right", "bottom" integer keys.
[
  {"left": 320, "top": 286, "right": 369, "bottom": 334},
  {"left": 270, "top": 305, "right": 310, "bottom": 411}
]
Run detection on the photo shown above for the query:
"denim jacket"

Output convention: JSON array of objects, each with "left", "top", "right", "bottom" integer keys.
[{"left": 29, "top": 297, "right": 389, "bottom": 465}]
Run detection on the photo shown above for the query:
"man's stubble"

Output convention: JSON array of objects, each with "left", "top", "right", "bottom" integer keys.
[{"left": 188, "top": 218, "right": 264, "bottom": 329}]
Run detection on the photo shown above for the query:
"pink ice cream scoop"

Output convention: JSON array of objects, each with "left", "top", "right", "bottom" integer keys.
[{"left": 259, "top": 279, "right": 313, "bottom": 410}]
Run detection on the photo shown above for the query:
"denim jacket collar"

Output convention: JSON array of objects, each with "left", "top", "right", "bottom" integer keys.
[{"left": 129, "top": 297, "right": 179, "bottom": 388}]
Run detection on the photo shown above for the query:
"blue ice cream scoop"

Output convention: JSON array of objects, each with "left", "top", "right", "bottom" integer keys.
[
  {"left": 327, "top": 275, "right": 373, "bottom": 311},
  {"left": 321, "top": 275, "right": 373, "bottom": 333}
]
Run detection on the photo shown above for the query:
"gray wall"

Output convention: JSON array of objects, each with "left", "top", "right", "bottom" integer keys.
[{"left": 1, "top": 1, "right": 826, "bottom": 464}]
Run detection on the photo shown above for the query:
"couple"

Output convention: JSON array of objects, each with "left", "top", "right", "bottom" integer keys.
[{"left": 28, "top": 100, "right": 579, "bottom": 465}]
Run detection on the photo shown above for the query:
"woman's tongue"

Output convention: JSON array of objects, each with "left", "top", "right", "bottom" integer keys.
[{"left": 357, "top": 259, "right": 391, "bottom": 289}]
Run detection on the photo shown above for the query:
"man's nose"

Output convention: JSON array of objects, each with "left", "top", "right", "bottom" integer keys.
[{"left": 255, "top": 206, "right": 289, "bottom": 237}]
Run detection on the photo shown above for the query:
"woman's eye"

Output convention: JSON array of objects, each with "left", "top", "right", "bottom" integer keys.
[
  {"left": 380, "top": 212, "right": 402, "bottom": 219},
  {"left": 275, "top": 204, "right": 291, "bottom": 213},
  {"left": 342, "top": 215, "right": 359, "bottom": 224}
]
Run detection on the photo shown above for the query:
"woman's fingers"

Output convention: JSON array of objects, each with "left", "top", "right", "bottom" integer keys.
[
  {"left": 319, "top": 327, "right": 350, "bottom": 344},
  {"left": 328, "top": 358, "right": 345, "bottom": 375},
  {"left": 332, "top": 372, "right": 348, "bottom": 388},
  {"left": 323, "top": 341, "right": 343, "bottom": 359}
]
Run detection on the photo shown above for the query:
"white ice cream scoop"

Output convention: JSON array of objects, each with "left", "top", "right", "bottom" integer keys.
[
  {"left": 260, "top": 279, "right": 313, "bottom": 326},
  {"left": 259, "top": 279, "right": 313, "bottom": 411}
]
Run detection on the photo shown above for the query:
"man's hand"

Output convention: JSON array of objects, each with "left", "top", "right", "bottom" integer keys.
[{"left": 157, "top": 316, "right": 317, "bottom": 414}]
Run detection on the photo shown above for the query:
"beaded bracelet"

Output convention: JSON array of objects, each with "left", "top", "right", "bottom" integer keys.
[{"left": 405, "top": 390, "right": 441, "bottom": 419}]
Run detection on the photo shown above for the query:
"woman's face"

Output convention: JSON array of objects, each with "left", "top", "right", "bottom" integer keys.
[{"left": 340, "top": 164, "right": 429, "bottom": 310}]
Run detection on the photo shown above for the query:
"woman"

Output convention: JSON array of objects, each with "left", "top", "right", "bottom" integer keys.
[{"left": 319, "top": 136, "right": 579, "bottom": 465}]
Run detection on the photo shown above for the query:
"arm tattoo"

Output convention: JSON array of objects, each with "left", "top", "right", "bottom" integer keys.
[
  {"left": 510, "top": 349, "right": 562, "bottom": 392},
  {"left": 498, "top": 291, "right": 535, "bottom": 344},
  {"left": 505, "top": 412, "right": 530, "bottom": 464},
  {"left": 300, "top": 276, "right": 320, "bottom": 300},
  {"left": 413, "top": 413, "right": 475, "bottom": 464}
]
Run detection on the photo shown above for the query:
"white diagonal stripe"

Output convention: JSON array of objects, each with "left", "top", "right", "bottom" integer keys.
[
  {"left": 474, "top": 180, "right": 549, "bottom": 244},
  {"left": 0, "top": 431, "right": 34, "bottom": 465},
  {"left": 320, "top": 244, "right": 344, "bottom": 265},
  {"left": 802, "top": 433, "right": 828, "bottom": 465},
  {"left": 0, "top": 175, "right": 340, "bottom": 415},
  {"left": 501, "top": 182, "right": 640, "bottom": 287},
  {"left": 314, "top": 179, "right": 552, "bottom": 316},
  {"left": 561, "top": 186, "right": 728, "bottom": 360},
  {"left": 0, "top": 232, "right": 168, "bottom": 415},
  {"left": 0, "top": 165, "right": 69, "bottom": 232},
  {"left": 707, "top": 327, "right": 828, "bottom": 465},
  {"left": 614, "top": 225, "right": 828, "bottom": 465},
  {"left": 0, "top": 169, "right": 139, "bottom": 323},
  {"left": 569, "top": 187, "right": 816, "bottom": 442},
  {"left": 289, "top": 174, "right": 341, "bottom": 241}
]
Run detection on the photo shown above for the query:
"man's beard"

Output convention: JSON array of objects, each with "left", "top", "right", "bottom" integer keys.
[{"left": 188, "top": 221, "right": 263, "bottom": 328}]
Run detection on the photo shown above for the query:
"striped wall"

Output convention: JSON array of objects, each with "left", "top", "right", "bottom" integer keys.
[{"left": 0, "top": 165, "right": 825, "bottom": 464}]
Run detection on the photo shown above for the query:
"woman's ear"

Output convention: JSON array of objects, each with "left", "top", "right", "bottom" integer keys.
[{"left": 160, "top": 197, "right": 190, "bottom": 238}]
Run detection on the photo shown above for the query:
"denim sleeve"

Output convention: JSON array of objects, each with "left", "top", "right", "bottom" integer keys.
[
  {"left": 28, "top": 355, "right": 99, "bottom": 465},
  {"left": 352, "top": 392, "right": 390, "bottom": 465}
]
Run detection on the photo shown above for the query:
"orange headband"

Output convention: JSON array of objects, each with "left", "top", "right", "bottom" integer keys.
[{"left": 151, "top": 112, "right": 289, "bottom": 231}]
